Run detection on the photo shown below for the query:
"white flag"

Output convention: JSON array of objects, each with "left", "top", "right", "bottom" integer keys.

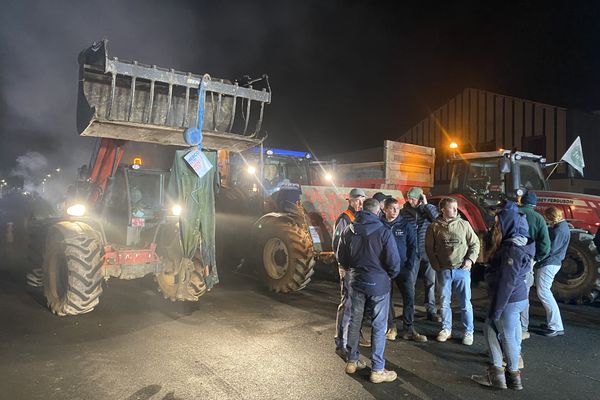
[{"left": 561, "top": 136, "right": 585, "bottom": 177}]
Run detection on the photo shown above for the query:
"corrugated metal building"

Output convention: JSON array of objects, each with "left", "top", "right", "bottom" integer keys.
[{"left": 398, "top": 88, "right": 600, "bottom": 194}]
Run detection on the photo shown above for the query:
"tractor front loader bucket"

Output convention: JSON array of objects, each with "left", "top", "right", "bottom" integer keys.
[{"left": 77, "top": 40, "right": 270, "bottom": 152}]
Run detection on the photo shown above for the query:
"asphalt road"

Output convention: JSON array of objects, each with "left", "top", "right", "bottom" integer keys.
[{"left": 0, "top": 245, "right": 599, "bottom": 400}]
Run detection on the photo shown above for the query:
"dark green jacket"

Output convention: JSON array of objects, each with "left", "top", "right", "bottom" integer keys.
[{"left": 519, "top": 205, "right": 551, "bottom": 262}]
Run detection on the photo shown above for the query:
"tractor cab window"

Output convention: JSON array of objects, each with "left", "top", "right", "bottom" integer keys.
[
  {"left": 451, "top": 159, "right": 506, "bottom": 206},
  {"left": 518, "top": 159, "right": 546, "bottom": 191},
  {"left": 127, "top": 171, "right": 164, "bottom": 212},
  {"left": 227, "top": 153, "right": 309, "bottom": 195},
  {"left": 263, "top": 162, "right": 283, "bottom": 191},
  {"left": 283, "top": 158, "right": 309, "bottom": 185},
  {"left": 262, "top": 157, "right": 309, "bottom": 194}
]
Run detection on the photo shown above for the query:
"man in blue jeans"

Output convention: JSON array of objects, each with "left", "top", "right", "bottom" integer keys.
[
  {"left": 425, "top": 197, "right": 480, "bottom": 345},
  {"left": 381, "top": 197, "right": 425, "bottom": 342},
  {"left": 333, "top": 188, "right": 368, "bottom": 355},
  {"left": 337, "top": 198, "right": 401, "bottom": 384},
  {"left": 400, "top": 187, "right": 441, "bottom": 321}
]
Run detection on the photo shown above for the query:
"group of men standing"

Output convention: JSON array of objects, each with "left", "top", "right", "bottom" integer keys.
[{"left": 332, "top": 187, "right": 569, "bottom": 389}]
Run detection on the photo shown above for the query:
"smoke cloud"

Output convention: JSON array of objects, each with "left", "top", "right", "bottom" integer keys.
[{"left": 1, "top": 0, "right": 600, "bottom": 179}]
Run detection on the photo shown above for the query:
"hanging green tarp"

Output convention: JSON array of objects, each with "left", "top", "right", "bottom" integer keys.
[{"left": 168, "top": 149, "right": 219, "bottom": 289}]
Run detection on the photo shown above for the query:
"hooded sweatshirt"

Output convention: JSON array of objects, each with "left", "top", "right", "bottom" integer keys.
[
  {"left": 486, "top": 201, "right": 535, "bottom": 320},
  {"left": 381, "top": 214, "right": 417, "bottom": 271},
  {"left": 425, "top": 215, "right": 480, "bottom": 271},
  {"left": 337, "top": 211, "right": 401, "bottom": 296}
]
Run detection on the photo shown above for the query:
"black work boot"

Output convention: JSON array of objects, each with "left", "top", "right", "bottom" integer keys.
[
  {"left": 471, "top": 366, "right": 507, "bottom": 389},
  {"left": 505, "top": 370, "right": 523, "bottom": 390}
]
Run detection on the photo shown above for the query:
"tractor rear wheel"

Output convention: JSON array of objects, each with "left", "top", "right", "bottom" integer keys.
[
  {"left": 553, "top": 231, "right": 600, "bottom": 304},
  {"left": 43, "top": 226, "right": 104, "bottom": 316},
  {"left": 258, "top": 220, "right": 315, "bottom": 293}
]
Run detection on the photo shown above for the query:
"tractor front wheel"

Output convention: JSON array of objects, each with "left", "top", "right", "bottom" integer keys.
[{"left": 43, "top": 226, "right": 104, "bottom": 316}]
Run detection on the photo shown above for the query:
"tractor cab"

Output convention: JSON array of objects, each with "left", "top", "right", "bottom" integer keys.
[
  {"left": 225, "top": 147, "right": 314, "bottom": 213},
  {"left": 448, "top": 150, "right": 548, "bottom": 228},
  {"left": 450, "top": 150, "right": 547, "bottom": 204},
  {"left": 101, "top": 164, "right": 173, "bottom": 246}
]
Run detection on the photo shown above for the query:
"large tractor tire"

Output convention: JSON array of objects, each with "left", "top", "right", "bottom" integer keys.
[
  {"left": 553, "top": 231, "right": 600, "bottom": 304},
  {"left": 155, "top": 223, "right": 206, "bottom": 301},
  {"left": 43, "top": 224, "right": 104, "bottom": 316},
  {"left": 257, "top": 219, "right": 316, "bottom": 293}
]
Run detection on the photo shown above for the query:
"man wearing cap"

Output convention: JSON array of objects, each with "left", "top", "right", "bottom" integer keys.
[
  {"left": 400, "top": 187, "right": 441, "bottom": 322},
  {"left": 337, "top": 198, "right": 401, "bottom": 383},
  {"left": 373, "top": 192, "right": 391, "bottom": 216},
  {"left": 518, "top": 191, "right": 550, "bottom": 338},
  {"left": 333, "top": 188, "right": 367, "bottom": 355}
]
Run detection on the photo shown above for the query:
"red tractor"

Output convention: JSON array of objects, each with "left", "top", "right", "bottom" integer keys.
[
  {"left": 433, "top": 149, "right": 600, "bottom": 303},
  {"left": 27, "top": 39, "right": 271, "bottom": 315}
]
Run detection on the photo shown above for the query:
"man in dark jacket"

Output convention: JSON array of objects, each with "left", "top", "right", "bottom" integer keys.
[
  {"left": 472, "top": 200, "right": 534, "bottom": 390},
  {"left": 333, "top": 188, "right": 367, "bottom": 355},
  {"left": 400, "top": 187, "right": 441, "bottom": 321},
  {"left": 518, "top": 191, "right": 551, "bottom": 338},
  {"left": 337, "top": 198, "right": 401, "bottom": 384},
  {"left": 381, "top": 198, "right": 425, "bottom": 342}
]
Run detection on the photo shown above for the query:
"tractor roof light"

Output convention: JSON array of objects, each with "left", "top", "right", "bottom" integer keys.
[{"left": 131, "top": 157, "right": 143, "bottom": 170}]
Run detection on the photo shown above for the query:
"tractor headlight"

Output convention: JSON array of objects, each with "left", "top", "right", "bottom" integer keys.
[
  {"left": 171, "top": 204, "right": 183, "bottom": 216},
  {"left": 66, "top": 204, "right": 86, "bottom": 217}
]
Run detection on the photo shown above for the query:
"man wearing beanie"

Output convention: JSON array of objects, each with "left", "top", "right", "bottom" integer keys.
[
  {"left": 518, "top": 191, "right": 550, "bottom": 338},
  {"left": 400, "top": 187, "right": 441, "bottom": 321}
]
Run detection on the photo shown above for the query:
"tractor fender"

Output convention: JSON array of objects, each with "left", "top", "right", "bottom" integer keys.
[
  {"left": 46, "top": 220, "right": 104, "bottom": 245},
  {"left": 252, "top": 212, "right": 300, "bottom": 237}
]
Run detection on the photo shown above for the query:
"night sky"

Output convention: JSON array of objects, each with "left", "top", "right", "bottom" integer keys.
[{"left": 1, "top": 1, "right": 600, "bottom": 179}]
